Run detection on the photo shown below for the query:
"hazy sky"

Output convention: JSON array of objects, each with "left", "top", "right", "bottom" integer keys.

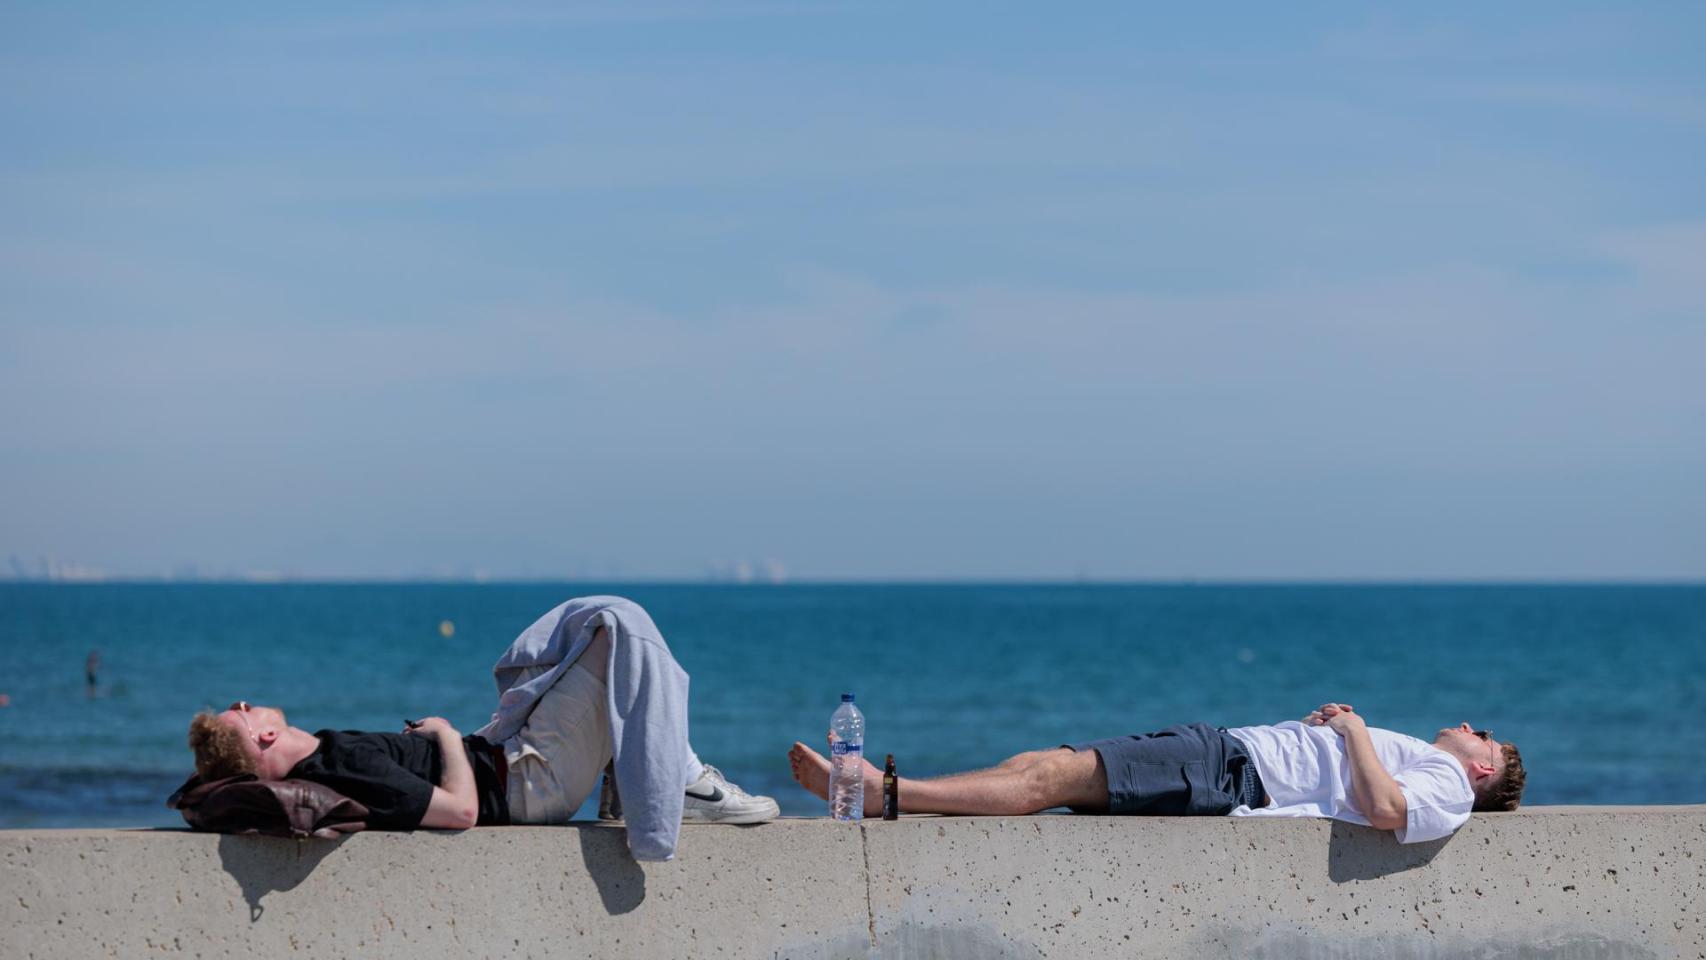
[{"left": 2, "top": 3, "right": 1703, "bottom": 580}]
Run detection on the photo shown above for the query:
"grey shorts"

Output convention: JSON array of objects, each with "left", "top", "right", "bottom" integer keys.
[{"left": 1067, "top": 722, "right": 1263, "bottom": 816}]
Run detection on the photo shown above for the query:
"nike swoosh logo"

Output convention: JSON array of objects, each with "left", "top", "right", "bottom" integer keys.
[{"left": 685, "top": 785, "right": 725, "bottom": 802}]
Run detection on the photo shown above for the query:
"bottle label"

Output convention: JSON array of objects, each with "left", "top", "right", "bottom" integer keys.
[{"left": 831, "top": 741, "right": 861, "bottom": 757}]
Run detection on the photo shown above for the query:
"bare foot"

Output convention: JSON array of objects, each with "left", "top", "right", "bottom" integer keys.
[
  {"left": 789, "top": 741, "right": 832, "bottom": 800},
  {"left": 788, "top": 741, "right": 885, "bottom": 811}
]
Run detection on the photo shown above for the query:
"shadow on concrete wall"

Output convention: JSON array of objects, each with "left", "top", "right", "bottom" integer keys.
[
  {"left": 576, "top": 826, "right": 646, "bottom": 915},
  {"left": 216, "top": 834, "right": 350, "bottom": 922},
  {"left": 1326, "top": 822, "right": 1449, "bottom": 883}
]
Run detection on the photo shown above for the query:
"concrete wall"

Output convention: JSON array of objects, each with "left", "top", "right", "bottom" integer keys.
[{"left": 3, "top": 807, "right": 1702, "bottom": 959}]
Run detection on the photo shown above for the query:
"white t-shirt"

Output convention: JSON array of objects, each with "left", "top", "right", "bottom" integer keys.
[{"left": 1226, "top": 721, "right": 1473, "bottom": 844}]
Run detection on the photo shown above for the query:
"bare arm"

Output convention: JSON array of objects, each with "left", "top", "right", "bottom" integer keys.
[
  {"left": 1307, "top": 703, "right": 1407, "bottom": 832},
  {"left": 407, "top": 717, "right": 479, "bottom": 829}
]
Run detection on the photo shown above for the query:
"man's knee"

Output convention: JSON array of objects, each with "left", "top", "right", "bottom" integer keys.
[
  {"left": 581, "top": 625, "right": 612, "bottom": 674},
  {"left": 1019, "top": 748, "right": 1105, "bottom": 812},
  {"left": 1000, "top": 749, "right": 1058, "bottom": 770}
]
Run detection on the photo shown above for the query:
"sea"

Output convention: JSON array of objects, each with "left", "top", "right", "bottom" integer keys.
[{"left": 1, "top": 583, "right": 1702, "bottom": 828}]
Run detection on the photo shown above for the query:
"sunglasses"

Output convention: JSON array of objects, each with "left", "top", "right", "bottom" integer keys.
[{"left": 1473, "top": 729, "right": 1498, "bottom": 769}]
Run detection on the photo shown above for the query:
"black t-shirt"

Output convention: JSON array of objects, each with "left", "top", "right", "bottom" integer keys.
[{"left": 288, "top": 730, "right": 509, "bottom": 829}]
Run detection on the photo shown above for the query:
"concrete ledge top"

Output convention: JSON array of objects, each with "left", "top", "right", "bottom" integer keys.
[
  {"left": 11, "top": 803, "right": 1706, "bottom": 839},
  {"left": 5, "top": 806, "right": 1703, "bottom": 959}
]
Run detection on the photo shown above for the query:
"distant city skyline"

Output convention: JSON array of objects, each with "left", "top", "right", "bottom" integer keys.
[
  {"left": 4, "top": 553, "right": 797, "bottom": 584},
  {"left": 3, "top": 4, "right": 1703, "bottom": 581},
  {"left": 8, "top": 553, "right": 1701, "bottom": 586}
]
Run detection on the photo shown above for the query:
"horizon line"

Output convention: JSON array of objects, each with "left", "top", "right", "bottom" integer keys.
[{"left": 3, "top": 576, "right": 1703, "bottom": 587}]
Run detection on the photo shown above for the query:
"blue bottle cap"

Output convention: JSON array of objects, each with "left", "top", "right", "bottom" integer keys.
[{"left": 841, "top": 693, "right": 855, "bottom": 702}]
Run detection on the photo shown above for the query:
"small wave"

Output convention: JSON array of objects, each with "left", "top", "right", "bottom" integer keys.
[{"left": 0, "top": 765, "right": 188, "bottom": 829}]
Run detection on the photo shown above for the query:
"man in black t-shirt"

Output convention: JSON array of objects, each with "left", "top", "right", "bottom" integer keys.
[
  {"left": 189, "top": 698, "right": 779, "bottom": 831},
  {"left": 189, "top": 705, "right": 499, "bottom": 829},
  {"left": 187, "top": 610, "right": 780, "bottom": 839},
  {"left": 286, "top": 725, "right": 510, "bottom": 829}
]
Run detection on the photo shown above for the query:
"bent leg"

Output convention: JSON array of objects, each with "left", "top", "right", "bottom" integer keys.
[{"left": 507, "top": 627, "right": 614, "bottom": 824}]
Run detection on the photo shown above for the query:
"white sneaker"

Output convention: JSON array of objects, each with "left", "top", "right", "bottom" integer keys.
[{"left": 681, "top": 765, "right": 780, "bottom": 824}]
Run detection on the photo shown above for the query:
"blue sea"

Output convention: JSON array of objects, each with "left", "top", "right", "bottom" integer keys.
[{"left": 1, "top": 583, "right": 1702, "bottom": 828}]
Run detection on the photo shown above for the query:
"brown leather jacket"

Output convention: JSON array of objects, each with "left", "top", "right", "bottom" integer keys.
[{"left": 168, "top": 774, "right": 369, "bottom": 838}]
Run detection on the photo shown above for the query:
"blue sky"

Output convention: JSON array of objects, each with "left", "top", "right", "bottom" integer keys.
[{"left": 2, "top": 3, "right": 1702, "bottom": 580}]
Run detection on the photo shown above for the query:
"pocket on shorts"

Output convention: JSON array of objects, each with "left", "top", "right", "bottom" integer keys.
[{"left": 1180, "top": 762, "right": 1236, "bottom": 816}]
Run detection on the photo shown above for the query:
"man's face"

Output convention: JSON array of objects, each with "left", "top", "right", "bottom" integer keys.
[
  {"left": 1434, "top": 722, "right": 1504, "bottom": 778},
  {"left": 217, "top": 701, "right": 288, "bottom": 770}
]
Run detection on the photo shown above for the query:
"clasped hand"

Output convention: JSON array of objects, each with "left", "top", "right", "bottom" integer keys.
[
  {"left": 1302, "top": 702, "right": 1364, "bottom": 735},
  {"left": 402, "top": 716, "right": 455, "bottom": 736}
]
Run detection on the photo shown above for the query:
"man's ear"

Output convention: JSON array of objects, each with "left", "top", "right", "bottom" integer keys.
[{"left": 1469, "top": 759, "right": 1495, "bottom": 783}]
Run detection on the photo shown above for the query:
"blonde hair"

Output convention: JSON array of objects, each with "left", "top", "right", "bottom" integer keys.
[{"left": 187, "top": 710, "right": 257, "bottom": 780}]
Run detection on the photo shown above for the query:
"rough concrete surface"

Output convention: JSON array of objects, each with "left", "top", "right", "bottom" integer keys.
[{"left": 2, "top": 807, "right": 1701, "bottom": 959}]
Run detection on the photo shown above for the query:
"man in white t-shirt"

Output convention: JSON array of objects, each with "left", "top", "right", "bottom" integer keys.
[{"left": 787, "top": 702, "right": 1525, "bottom": 844}]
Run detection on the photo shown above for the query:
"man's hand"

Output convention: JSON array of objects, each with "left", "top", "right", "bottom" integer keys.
[
  {"left": 1302, "top": 701, "right": 1406, "bottom": 831},
  {"left": 404, "top": 715, "right": 478, "bottom": 829},
  {"left": 1302, "top": 702, "right": 1365, "bottom": 736},
  {"left": 404, "top": 716, "right": 457, "bottom": 737},
  {"left": 1327, "top": 708, "right": 1366, "bottom": 736},
  {"left": 1303, "top": 702, "right": 1360, "bottom": 733}
]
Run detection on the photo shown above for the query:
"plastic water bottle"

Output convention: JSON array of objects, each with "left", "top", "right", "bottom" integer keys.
[{"left": 829, "top": 693, "right": 866, "bottom": 821}]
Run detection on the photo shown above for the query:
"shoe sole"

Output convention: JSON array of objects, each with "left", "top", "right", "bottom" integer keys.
[{"left": 680, "top": 802, "right": 781, "bottom": 825}]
